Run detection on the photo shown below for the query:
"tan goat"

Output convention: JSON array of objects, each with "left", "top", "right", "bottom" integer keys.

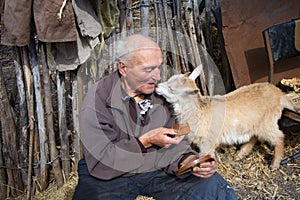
[{"left": 155, "top": 73, "right": 296, "bottom": 168}]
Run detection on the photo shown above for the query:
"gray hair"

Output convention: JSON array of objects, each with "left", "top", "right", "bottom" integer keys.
[
  {"left": 114, "top": 39, "right": 135, "bottom": 62},
  {"left": 114, "top": 34, "right": 161, "bottom": 63}
]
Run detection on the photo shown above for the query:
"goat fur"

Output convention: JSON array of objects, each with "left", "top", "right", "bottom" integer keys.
[{"left": 155, "top": 73, "right": 296, "bottom": 168}]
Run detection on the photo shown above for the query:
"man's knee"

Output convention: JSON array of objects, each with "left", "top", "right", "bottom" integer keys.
[{"left": 184, "top": 173, "right": 237, "bottom": 200}]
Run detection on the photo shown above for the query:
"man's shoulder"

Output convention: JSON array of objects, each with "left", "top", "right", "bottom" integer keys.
[
  {"left": 98, "top": 71, "right": 117, "bottom": 85},
  {"left": 94, "top": 71, "right": 119, "bottom": 92},
  {"left": 82, "top": 72, "right": 118, "bottom": 106}
]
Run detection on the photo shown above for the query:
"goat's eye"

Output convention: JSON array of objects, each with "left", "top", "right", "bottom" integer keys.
[{"left": 168, "top": 86, "right": 175, "bottom": 92}]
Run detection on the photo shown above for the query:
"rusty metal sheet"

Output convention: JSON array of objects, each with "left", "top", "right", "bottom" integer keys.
[{"left": 220, "top": 0, "right": 300, "bottom": 88}]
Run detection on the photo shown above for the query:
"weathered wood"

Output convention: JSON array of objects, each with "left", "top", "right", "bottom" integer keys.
[
  {"left": 13, "top": 46, "right": 29, "bottom": 187},
  {"left": 162, "top": 0, "right": 180, "bottom": 74},
  {"left": 153, "top": 0, "right": 160, "bottom": 42},
  {"left": 185, "top": 1, "right": 208, "bottom": 95},
  {"left": 21, "top": 45, "right": 35, "bottom": 199},
  {"left": 29, "top": 38, "right": 49, "bottom": 191},
  {"left": 193, "top": 0, "right": 211, "bottom": 95},
  {"left": 0, "top": 46, "right": 9, "bottom": 196},
  {"left": 39, "top": 43, "right": 64, "bottom": 188},
  {"left": 140, "top": 0, "right": 150, "bottom": 36},
  {"left": 193, "top": 0, "right": 203, "bottom": 44},
  {"left": 57, "top": 71, "right": 70, "bottom": 181},
  {"left": 0, "top": 128, "right": 6, "bottom": 199},
  {"left": 181, "top": 2, "right": 197, "bottom": 70},
  {"left": 0, "top": 62, "right": 24, "bottom": 197},
  {"left": 71, "top": 70, "right": 82, "bottom": 170},
  {"left": 204, "top": 0, "right": 213, "bottom": 54},
  {"left": 126, "top": 0, "right": 134, "bottom": 35},
  {"left": 173, "top": 0, "right": 189, "bottom": 73},
  {"left": 157, "top": 0, "right": 169, "bottom": 81},
  {"left": 118, "top": 0, "right": 127, "bottom": 37}
]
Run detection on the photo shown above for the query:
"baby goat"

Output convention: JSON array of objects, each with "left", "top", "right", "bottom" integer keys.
[{"left": 156, "top": 73, "right": 296, "bottom": 168}]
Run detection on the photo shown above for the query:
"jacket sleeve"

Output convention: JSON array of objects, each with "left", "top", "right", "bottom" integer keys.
[
  {"left": 80, "top": 84, "right": 146, "bottom": 180},
  {"left": 150, "top": 98, "right": 198, "bottom": 177}
]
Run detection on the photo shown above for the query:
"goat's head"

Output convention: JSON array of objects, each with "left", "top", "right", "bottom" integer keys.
[{"left": 155, "top": 73, "right": 200, "bottom": 103}]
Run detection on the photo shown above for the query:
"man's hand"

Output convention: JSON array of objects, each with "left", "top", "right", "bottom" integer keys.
[
  {"left": 191, "top": 155, "right": 217, "bottom": 178},
  {"left": 138, "top": 127, "right": 184, "bottom": 148},
  {"left": 179, "top": 154, "right": 217, "bottom": 178}
]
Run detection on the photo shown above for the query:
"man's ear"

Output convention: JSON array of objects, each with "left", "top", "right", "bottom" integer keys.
[{"left": 118, "top": 61, "right": 127, "bottom": 76}]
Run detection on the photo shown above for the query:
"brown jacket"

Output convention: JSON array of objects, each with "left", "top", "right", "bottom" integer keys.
[{"left": 80, "top": 71, "right": 197, "bottom": 180}]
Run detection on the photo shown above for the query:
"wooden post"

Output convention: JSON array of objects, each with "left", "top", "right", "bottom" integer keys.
[
  {"left": 57, "top": 71, "right": 70, "bottom": 181},
  {"left": 162, "top": 0, "right": 180, "bottom": 73},
  {"left": 153, "top": 0, "right": 160, "bottom": 43},
  {"left": 39, "top": 43, "right": 64, "bottom": 188},
  {"left": 185, "top": 1, "right": 208, "bottom": 95},
  {"left": 118, "top": 0, "right": 127, "bottom": 37},
  {"left": 126, "top": 0, "right": 134, "bottom": 35},
  {"left": 71, "top": 70, "right": 82, "bottom": 170},
  {"left": 157, "top": 0, "right": 168, "bottom": 81},
  {"left": 13, "top": 46, "right": 29, "bottom": 187},
  {"left": 204, "top": 0, "right": 213, "bottom": 55},
  {"left": 173, "top": 0, "right": 189, "bottom": 73},
  {"left": 0, "top": 129, "right": 6, "bottom": 199},
  {"left": 28, "top": 38, "right": 49, "bottom": 191},
  {"left": 21, "top": 45, "right": 35, "bottom": 199},
  {"left": 140, "top": 0, "right": 150, "bottom": 36},
  {"left": 0, "top": 62, "right": 24, "bottom": 197}
]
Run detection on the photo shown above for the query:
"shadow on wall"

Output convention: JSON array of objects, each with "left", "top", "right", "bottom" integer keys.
[{"left": 245, "top": 47, "right": 300, "bottom": 84}]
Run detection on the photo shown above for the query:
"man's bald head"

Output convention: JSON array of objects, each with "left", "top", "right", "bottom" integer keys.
[{"left": 115, "top": 34, "right": 162, "bottom": 63}]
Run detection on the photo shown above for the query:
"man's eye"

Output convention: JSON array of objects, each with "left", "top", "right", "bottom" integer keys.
[
  {"left": 144, "top": 65, "right": 161, "bottom": 72},
  {"left": 144, "top": 68, "right": 153, "bottom": 72}
]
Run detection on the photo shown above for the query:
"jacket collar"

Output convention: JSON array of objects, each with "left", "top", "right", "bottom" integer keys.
[{"left": 106, "top": 71, "right": 162, "bottom": 113}]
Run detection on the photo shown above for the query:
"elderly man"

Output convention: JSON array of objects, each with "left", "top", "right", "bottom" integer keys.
[{"left": 73, "top": 34, "right": 237, "bottom": 200}]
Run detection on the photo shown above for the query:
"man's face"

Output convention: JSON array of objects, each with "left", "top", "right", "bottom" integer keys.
[{"left": 120, "top": 48, "right": 163, "bottom": 96}]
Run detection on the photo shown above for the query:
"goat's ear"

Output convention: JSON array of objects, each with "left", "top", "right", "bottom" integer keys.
[{"left": 183, "top": 72, "right": 190, "bottom": 77}]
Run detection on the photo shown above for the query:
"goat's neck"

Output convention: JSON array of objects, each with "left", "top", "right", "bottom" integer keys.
[{"left": 173, "top": 93, "right": 208, "bottom": 122}]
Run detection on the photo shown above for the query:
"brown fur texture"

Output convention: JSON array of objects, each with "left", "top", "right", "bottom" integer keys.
[{"left": 156, "top": 74, "right": 296, "bottom": 168}]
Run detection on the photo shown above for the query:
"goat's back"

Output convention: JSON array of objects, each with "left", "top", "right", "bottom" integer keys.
[{"left": 208, "top": 83, "right": 284, "bottom": 136}]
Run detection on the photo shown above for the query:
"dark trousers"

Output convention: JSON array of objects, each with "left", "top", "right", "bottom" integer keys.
[{"left": 73, "top": 159, "right": 237, "bottom": 200}]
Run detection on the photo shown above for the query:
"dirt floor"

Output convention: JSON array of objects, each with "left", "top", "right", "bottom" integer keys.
[
  {"left": 218, "top": 120, "right": 300, "bottom": 200},
  {"left": 33, "top": 122, "right": 300, "bottom": 200},
  {"left": 1, "top": 45, "right": 300, "bottom": 200}
]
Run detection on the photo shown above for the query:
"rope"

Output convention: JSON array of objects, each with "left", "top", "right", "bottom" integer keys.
[{"left": 57, "top": 0, "right": 68, "bottom": 21}]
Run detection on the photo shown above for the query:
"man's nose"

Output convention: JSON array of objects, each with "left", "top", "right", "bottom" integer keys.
[{"left": 152, "top": 67, "right": 161, "bottom": 81}]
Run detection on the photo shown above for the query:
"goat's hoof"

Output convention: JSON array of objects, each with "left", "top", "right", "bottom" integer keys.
[
  {"left": 270, "top": 163, "right": 280, "bottom": 169},
  {"left": 234, "top": 154, "right": 243, "bottom": 161},
  {"left": 235, "top": 151, "right": 246, "bottom": 161}
]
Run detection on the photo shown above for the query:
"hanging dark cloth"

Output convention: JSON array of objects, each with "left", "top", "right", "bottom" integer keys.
[
  {"left": 0, "top": 0, "right": 77, "bottom": 46},
  {"left": 33, "top": 0, "right": 77, "bottom": 43},
  {"left": 264, "top": 19, "right": 300, "bottom": 63},
  {"left": 1, "top": 0, "right": 33, "bottom": 45}
]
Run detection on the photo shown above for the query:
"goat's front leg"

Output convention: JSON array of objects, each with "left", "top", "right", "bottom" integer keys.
[
  {"left": 199, "top": 138, "right": 217, "bottom": 156},
  {"left": 235, "top": 136, "right": 257, "bottom": 160}
]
